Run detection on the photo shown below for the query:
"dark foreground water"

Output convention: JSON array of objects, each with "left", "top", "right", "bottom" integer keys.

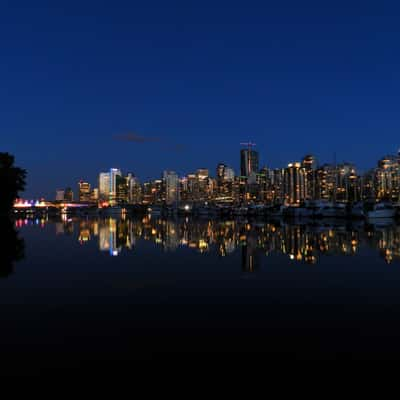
[{"left": 3, "top": 215, "right": 400, "bottom": 372}]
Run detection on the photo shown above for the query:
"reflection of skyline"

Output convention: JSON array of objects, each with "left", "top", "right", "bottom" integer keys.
[{"left": 15, "top": 216, "right": 400, "bottom": 267}]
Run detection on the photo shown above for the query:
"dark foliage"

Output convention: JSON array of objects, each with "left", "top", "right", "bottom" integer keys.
[{"left": 0, "top": 152, "right": 26, "bottom": 214}]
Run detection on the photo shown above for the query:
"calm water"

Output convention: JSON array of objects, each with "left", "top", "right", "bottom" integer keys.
[{"left": 3, "top": 214, "right": 400, "bottom": 370}]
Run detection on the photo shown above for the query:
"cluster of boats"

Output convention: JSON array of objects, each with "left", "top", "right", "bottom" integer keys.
[
  {"left": 25, "top": 200, "right": 397, "bottom": 221},
  {"left": 280, "top": 201, "right": 396, "bottom": 219},
  {"left": 149, "top": 200, "right": 399, "bottom": 220}
]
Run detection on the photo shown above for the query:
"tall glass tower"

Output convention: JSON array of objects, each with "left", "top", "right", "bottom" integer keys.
[
  {"left": 240, "top": 149, "right": 259, "bottom": 177},
  {"left": 109, "top": 168, "right": 122, "bottom": 205}
]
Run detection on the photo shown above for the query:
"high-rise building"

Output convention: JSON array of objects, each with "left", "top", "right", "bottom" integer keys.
[
  {"left": 224, "top": 167, "right": 235, "bottom": 182},
  {"left": 126, "top": 174, "right": 142, "bottom": 204},
  {"left": 375, "top": 155, "right": 400, "bottom": 201},
  {"left": 142, "top": 179, "right": 163, "bottom": 205},
  {"left": 302, "top": 155, "right": 318, "bottom": 200},
  {"left": 196, "top": 169, "right": 212, "bottom": 201},
  {"left": 240, "top": 149, "right": 259, "bottom": 177},
  {"left": 99, "top": 172, "right": 110, "bottom": 201},
  {"left": 283, "top": 162, "right": 307, "bottom": 205},
  {"left": 361, "top": 169, "right": 375, "bottom": 201},
  {"left": 261, "top": 168, "right": 283, "bottom": 205},
  {"left": 215, "top": 163, "right": 235, "bottom": 201},
  {"left": 109, "top": 168, "right": 122, "bottom": 205},
  {"left": 164, "top": 170, "right": 179, "bottom": 206},
  {"left": 336, "top": 163, "right": 359, "bottom": 202},
  {"left": 78, "top": 181, "right": 91, "bottom": 202},
  {"left": 116, "top": 174, "right": 129, "bottom": 204},
  {"left": 216, "top": 163, "right": 227, "bottom": 186},
  {"left": 316, "top": 164, "right": 336, "bottom": 201}
]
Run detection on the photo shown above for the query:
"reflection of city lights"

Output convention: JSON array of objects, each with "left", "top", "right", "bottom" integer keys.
[
  {"left": 199, "top": 240, "right": 208, "bottom": 250},
  {"left": 17, "top": 215, "right": 400, "bottom": 266}
]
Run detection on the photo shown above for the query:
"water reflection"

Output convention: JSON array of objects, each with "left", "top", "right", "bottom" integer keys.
[
  {"left": 1, "top": 217, "right": 25, "bottom": 277},
  {"left": 15, "top": 216, "right": 400, "bottom": 267}
]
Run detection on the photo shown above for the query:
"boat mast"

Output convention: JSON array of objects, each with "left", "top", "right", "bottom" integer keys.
[{"left": 333, "top": 152, "right": 337, "bottom": 204}]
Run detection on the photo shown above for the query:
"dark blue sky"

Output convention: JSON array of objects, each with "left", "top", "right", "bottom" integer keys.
[{"left": 2, "top": 0, "right": 400, "bottom": 198}]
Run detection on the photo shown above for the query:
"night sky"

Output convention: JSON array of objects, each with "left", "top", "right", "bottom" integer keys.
[{"left": 2, "top": 0, "right": 400, "bottom": 198}]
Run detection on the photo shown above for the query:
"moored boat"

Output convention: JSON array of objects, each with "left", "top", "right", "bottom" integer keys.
[
  {"left": 367, "top": 202, "right": 396, "bottom": 218},
  {"left": 315, "top": 202, "right": 346, "bottom": 218},
  {"left": 350, "top": 202, "right": 364, "bottom": 218}
]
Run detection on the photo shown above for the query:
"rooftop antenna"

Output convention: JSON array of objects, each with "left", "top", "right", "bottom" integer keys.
[{"left": 240, "top": 142, "right": 257, "bottom": 151}]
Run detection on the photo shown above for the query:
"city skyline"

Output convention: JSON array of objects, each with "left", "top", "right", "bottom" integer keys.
[
  {"left": 38, "top": 147, "right": 400, "bottom": 209},
  {"left": 11, "top": 144, "right": 400, "bottom": 200},
  {"left": 4, "top": 1, "right": 400, "bottom": 198}
]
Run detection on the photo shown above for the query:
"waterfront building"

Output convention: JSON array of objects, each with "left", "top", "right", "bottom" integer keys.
[
  {"left": 179, "top": 169, "right": 214, "bottom": 203},
  {"left": 78, "top": 180, "right": 91, "bottom": 202},
  {"left": 163, "top": 170, "right": 179, "bottom": 206},
  {"left": 109, "top": 168, "right": 122, "bottom": 205},
  {"left": 116, "top": 174, "right": 128, "bottom": 204},
  {"left": 245, "top": 172, "right": 261, "bottom": 202},
  {"left": 233, "top": 175, "right": 247, "bottom": 203},
  {"left": 336, "top": 163, "right": 359, "bottom": 203},
  {"left": 216, "top": 163, "right": 235, "bottom": 202},
  {"left": 91, "top": 188, "right": 99, "bottom": 202},
  {"left": 316, "top": 164, "right": 336, "bottom": 201},
  {"left": 64, "top": 187, "right": 74, "bottom": 202},
  {"left": 301, "top": 155, "right": 318, "bottom": 200},
  {"left": 55, "top": 189, "right": 65, "bottom": 201},
  {"left": 99, "top": 172, "right": 110, "bottom": 201},
  {"left": 142, "top": 179, "right": 163, "bottom": 205},
  {"left": 375, "top": 155, "right": 400, "bottom": 201},
  {"left": 361, "top": 169, "right": 375, "bottom": 201},
  {"left": 127, "top": 174, "right": 142, "bottom": 204},
  {"left": 283, "top": 162, "right": 307, "bottom": 205},
  {"left": 264, "top": 168, "right": 284, "bottom": 205}
]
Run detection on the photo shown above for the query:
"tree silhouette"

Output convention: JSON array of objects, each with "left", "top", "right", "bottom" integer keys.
[{"left": 0, "top": 153, "right": 26, "bottom": 214}]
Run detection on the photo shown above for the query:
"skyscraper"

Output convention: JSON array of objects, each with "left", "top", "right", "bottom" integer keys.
[
  {"left": 375, "top": 155, "right": 400, "bottom": 201},
  {"left": 240, "top": 149, "right": 259, "bottom": 177},
  {"left": 284, "top": 162, "right": 307, "bottom": 205},
  {"left": 109, "top": 168, "right": 122, "bottom": 205},
  {"left": 99, "top": 172, "right": 110, "bottom": 201},
  {"left": 301, "top": 155, "right": 318, "bottom": 200},
  {"left": 126, "top": 173, "right": 141, "bottom": 204},
  {"left": 163, "top": 170, "right": 179, "bottom": 206},
  {"left": 216, "top": 163, "right": 227, "bottom": 186},
  {"left": 116, "top": 174, "right": 128, "bottom": 204}
]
